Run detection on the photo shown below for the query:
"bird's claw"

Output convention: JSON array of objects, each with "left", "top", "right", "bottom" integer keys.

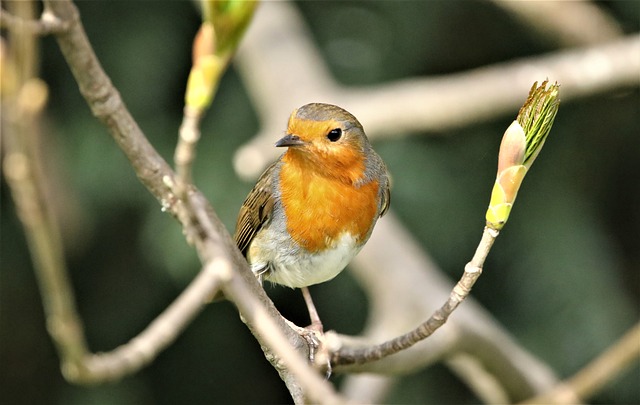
[{"left": 284, "top": 318, "right": 332, "bottom": 378}]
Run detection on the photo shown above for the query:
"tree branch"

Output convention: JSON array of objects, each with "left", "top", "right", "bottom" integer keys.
[
  {"left": 1, "top": 0, "right": 91, "bottom": 382},
  {"left": 6, "top": 0, "right": 343, "bottom": 401},
  {"left": 336, "top": 214, "right": 558, "bottom": 402},
  {"left": 232, "top": 2, "right": 640, "bottom": 180},
  {"left": 68, "top": 259, "right": 226, "bottom": 383},
  {"left": 330, "top": 227, "right": 498, "bottom": 366},
  {"left": 233, "top": 2, "right": 561, "bottom": 402},
  {"left": 41, "top": 0, "right": 175, "bottom": 206},
  {"left": 489, "top": 0, "right": 622, "bottom": 47},
  {"left": 8, "top": 0, "right": 635, "bottom": 402},
  {"left": 0, "top": 6, "right": 72, "bottom": 35}
]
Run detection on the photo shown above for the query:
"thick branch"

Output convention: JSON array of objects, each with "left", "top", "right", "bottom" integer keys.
[
  {"left": 23, "top": 1, "right": 341, "bottom": 400},
  {"left": 233, "top": 2, "right": 640, "bottom": 180},
  {"left": 490, "top": 0, "right": 622, "bottom": 47}
]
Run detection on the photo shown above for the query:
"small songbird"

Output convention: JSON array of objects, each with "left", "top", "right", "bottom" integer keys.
[{"left": 234, "top": 103, "right": 390, "bottom": 330}]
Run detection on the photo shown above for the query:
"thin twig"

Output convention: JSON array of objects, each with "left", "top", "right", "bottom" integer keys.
[
  {"left": 2, "top": 0, "right": 226, "bottom": 383},
  {"left": 71, "top": 260, "right": 226, "bottom": 383},
  {"left": 4, "top": 117, "right": 92, "bottom": 381},
  {"left": 232, "top": 2, "right": 640, "bottom": 180},
  {"left": 42, "top": 0, "right": 177, "bottom": 205},
  {"left": 238, "top": 3, "right": 560, "bottom": 400},
  {"left": 331, "top": 227, "right": 499, "bottom": 366},
  {"left": 30, "top": 1, "right": 341, "bottom": 401},
  {"left": 336, "top": 213, "right": 557, "bottom": 400},
  {"left": 174, "top": 106, "right": 203, "bottom": 201},
  {"left": 1, "top": 0, "right": 90, "bottom": 381}
]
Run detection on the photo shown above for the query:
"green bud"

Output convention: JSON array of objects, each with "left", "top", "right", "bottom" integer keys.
[
  {"left": 517, "top": 80, "right": 560, "bottom": 168},
  {"left": 185, "top": 1, "right": 257, "bottom": 110},
  {"left": 485, "top": 81, "right": 560, "bottom": 230},
  {"left": 202, "top": 0, "right": 258, "bottom": 57}
]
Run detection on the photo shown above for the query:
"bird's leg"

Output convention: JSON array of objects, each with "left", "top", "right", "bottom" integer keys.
[{"left": 301, "top": 286, "right": 323, "bottom": 333}]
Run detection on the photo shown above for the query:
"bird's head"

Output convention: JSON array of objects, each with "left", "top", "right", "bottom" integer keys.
[{"left": 277, "top": 103, "right": 371, "bottom": 182}]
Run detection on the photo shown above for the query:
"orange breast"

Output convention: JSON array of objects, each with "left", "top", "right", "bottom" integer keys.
[{"left": 279, "top": 161, "right": 379, "bottom": 253}]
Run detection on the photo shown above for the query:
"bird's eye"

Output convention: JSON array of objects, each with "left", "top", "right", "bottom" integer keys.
[{"left": 327, "top": 128, "right": 342, "bottom": 142}]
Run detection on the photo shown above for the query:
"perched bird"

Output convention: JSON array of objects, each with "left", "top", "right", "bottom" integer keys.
[{"left": 234, "top": 103, "right": 390, "bottom": 330}]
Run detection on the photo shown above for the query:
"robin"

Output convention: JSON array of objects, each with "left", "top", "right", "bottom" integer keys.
[{"left": 234, "top": 103, "right": 390, "bottom": 331}]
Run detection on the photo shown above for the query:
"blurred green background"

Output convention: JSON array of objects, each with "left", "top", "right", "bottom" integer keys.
[{"left": 1, "top": 1, "right": 638, "bottom": 404}]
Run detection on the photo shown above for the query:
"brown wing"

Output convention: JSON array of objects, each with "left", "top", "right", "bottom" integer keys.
[
  {"left": 234, "top": 162, "right": 277, "bottom": 256},
  {"left": 379, "top": 180, "right": 391, "bottom": 218}
]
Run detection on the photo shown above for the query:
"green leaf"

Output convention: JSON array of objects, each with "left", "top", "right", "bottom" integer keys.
[{"left": 517, "top": 80, "right": 560, "bottom": 167}]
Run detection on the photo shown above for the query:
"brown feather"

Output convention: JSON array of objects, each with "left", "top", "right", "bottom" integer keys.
[
  {"left": 234, "top": 162, "right": 277, "bottom": 256},
  {"left": 380, "top": 182, "right": 391, "bottom": 218}
]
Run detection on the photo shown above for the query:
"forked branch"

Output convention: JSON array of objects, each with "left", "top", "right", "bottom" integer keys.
[
  {"left": 331, "top": 227, "right": 498, "bottom": 366},
  {"left": 3, "top": 1, "right": 342, "bottom": 402}
]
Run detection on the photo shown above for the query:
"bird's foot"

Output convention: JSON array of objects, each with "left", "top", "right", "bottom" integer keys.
[{"left": 283, "top": 318, "right": 332, "bottom": 378}]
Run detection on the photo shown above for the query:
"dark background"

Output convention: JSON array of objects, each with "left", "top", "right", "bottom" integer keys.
[{"left": 2, "top": 1, "right": 639, "bottom": 404}]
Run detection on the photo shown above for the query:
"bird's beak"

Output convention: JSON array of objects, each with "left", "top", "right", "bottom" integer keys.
[{"left": 275, "top": 134, "right": 306, "bottom": 148}]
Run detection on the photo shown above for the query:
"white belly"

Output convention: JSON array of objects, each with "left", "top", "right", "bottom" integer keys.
[{"left": 248, "top": 231, "right": 361, "bottom": 288}]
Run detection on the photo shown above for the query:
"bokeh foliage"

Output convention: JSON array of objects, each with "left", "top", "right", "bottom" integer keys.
[{"left": 1, "top": 1, "right": 638, "bottom": 404}]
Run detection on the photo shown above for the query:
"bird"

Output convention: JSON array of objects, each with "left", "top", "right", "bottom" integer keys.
[{"left": 234, "top": 103, "right": 390, "bottom": 331}]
